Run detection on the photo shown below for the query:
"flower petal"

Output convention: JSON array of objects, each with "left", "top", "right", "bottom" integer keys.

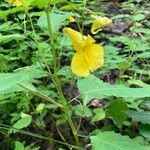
[
  {"left": 7, "top": 0, "right": 22, "bottom": 6},
  {"left": 86, "top": 44, "right": 104, "bottom": 72},
  {"left": 63, "top": 27, "right": 86, "bottom": 52},
  {"left": 71, "top": 52, "right": 90, "bottom": 77},
  {"left": 91, "top": 17, "right": 112, "bottom": 34},
  {"left": 84, "top": 35, "right": 95, "bottom": 48}
]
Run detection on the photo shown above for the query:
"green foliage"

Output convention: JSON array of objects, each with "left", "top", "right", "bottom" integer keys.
[
  {"left": 92, "top": 108, "right": 106, "bottom": 123},
  {"left": 0, "top": 34, "right": 25, "bottom": 43},
  {"left": 133, "top": 13, "right": 145, "bottom": 21},
  {"left": 73, "top": 104, "right": 93, "bottom": 117},
  {"left": 133, "top": 28, "right": 150, "bottom": 35},
  {"left": 140, "top": 125, "right": 150, "bottom": 140},
  {"left": 13, "top": 114, "right": 32, "bottom": 129},
  {"left": 0, "top": 68, "right": 46, "bottom": 94},
  {"left": 35, "top": 0, "right": 66, "bottom": 8},
  {"left": 14, "top": 141, "right": 40, "bottom": 150},
  {"left": 109, "top": 99, "right": 128, "bottom": 127},
  {"left": 37, "top": 12, "right": 70, "bottom": 34},
  {"left": 0, "top": 0, "right": 150, "bottom": 149},
  {"left": 35, "top": 0, "right": 49, "bottom": 8},
  {"left": 90, "top": 131, "right": 149, "bottom": 150},
  {"left": 77, "top": 75, "right": 150, "bottom": 105},
  {"left": 128, "top": 110, "right": 150, "bottom": 125},
  {"left": 15, "top": 141, "right": 25, "bottom": 150}
]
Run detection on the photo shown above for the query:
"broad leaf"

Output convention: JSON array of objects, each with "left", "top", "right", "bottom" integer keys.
[
  {"left": 90, "top": 131, "right": 149, "bottom": 150},
  {"left": 15, "top": 141, "right": 25, "bottom": 150},
  {"left": 140, "top": 124, "right": 150, "bottom": 140},
  {"left": 109, "top": 99, "right": 128, "bottom": 127},
  {"left": 128, "top": 110, "right": 150, "bottom": 124},
  {"left": 0, "top": 68, "right": 46, "bottom": 94},
  {"left": 37, "top": 13, "right": 69, "bottom": 34},
  {"left": 77, "top": 75, "right": 150, "bottom": 105}
]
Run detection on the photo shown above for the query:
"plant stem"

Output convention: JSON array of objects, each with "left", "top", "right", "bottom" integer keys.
[
  {"left": 0, "top": 124, "right": 80, "bottom": 149},
  {"left": 45, "top": 7, "right": 80, "bottom": 149}
]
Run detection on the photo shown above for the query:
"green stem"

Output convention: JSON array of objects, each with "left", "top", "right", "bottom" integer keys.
[
  {"left": 45, "top": 7, "right": 80, "bottom": 149},
  {"left": 0, "top": 124, "right": 80, "bottom": 149},
  {"left": 18, "top": 84, "right": 62, "bottom": 107}
]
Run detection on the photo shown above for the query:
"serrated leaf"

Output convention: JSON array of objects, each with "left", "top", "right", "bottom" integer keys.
[
  {"left": 0, "top": 34, "right": 25, "bottom": 43},
  {"left": 77, "top": 75, "right": 150, "bottom": 105},
  {"left": 133, "top": 52, "right": 150, "bottom": 59},
  {"left": 133, "top": 28, "right": 150, "bottom": 35},
  {"left": 0, "top": 68, "right": 46, "bottom": 94},
  {"left": 37, "top": 13, "right": 68, "bottom": 34},
  {"left": 90, "top": 131, "right": 149, "bottom": 150}
]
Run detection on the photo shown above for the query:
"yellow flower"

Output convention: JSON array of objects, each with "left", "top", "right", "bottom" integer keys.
[
  {"left": 91, "top": 17, "right": 112, "bottom": 34},
  {"left": 6, "top": 0, "right": 22, "bottom": 6},
  {"left": 67, "top": 16, "right": 76, "bottom": 22},
  {"left": 63, "top": 28, "right": 104, "bottom": 77},
  {"left": 6, "top": 0, "right": 27, "bottom": 6}
]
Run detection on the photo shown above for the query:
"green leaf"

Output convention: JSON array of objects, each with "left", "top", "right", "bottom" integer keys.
[
  {"left": 133, "top": 14, "right": 145, "bottom": 21},
  {"left": 112, "top": 14, "right": 130, "bottom": 19},
  {"left": 133, "top": 52, "right": 150, "bottom": 59},
  {"left": 90, "top": 131, "right": 149, "bottom": 150},
  {"left": 58, "top": 66, "right": 72, "bottom": 78},
  {"left": 128, "top": 110, "right": 150, "bottom": 124},
  {"left": 73, "top": 105, "right": 92, "bottom": 117},
  {"left": 133, "top": 28, "right": 150, "bottom": 35},
  {"left": 15, "top": 141, "right": 25, "bottom": 150},
  {"left": 77, "top": 75, "right": 150, "bottom": 105},
  {"left": 140, "top": 124, "right": 150, "bottom": 140},
  {"left": 35, "top": 0, "right": 66, "bottom": 7},
  {"left": 0, "top": 67, "right": 46, "bottom": 94},
  {"left": 128, "top": 79, "right": 150, "bottom": 89},
  {"left": 36, "top": 103, "right": 45, "bottom": 113},
  {"left": 61, "top": 3, "right": 82, "bottom": 10},
  {"left": 140, "top": 100, "right": 150, "bottom": 110},
  {"left": 92, "top": 108, "right": 106, "bottom": 123},
  {"left": 35, "top": 0, "right": 49, "bottom": 8},
  {"left": 129, "top": 68, "right": 150, "bottom": 75},
  {"left": 109, "top": 99, "right": 128, "bottom": 127},
  {"left": 13, "top": 115, "right": 32, "bottom": 129},
  {"left": 109, "top": 36, "right": 149, "bottom": 52},
  {"left": 37, "top": 13, "right": 68, "bottom": 34},
  {"left": 49, "top": 0, "right": 66, "bottom": 5},
  {"left": 0, "top": 34, "right": 25, "bottom": 43}
]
